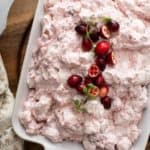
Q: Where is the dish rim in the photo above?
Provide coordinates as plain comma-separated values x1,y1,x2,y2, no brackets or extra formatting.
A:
12,0,150,149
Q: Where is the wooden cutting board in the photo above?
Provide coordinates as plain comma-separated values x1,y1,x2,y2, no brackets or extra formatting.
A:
0,0,43,149
0,0,38,94
0,0,149,149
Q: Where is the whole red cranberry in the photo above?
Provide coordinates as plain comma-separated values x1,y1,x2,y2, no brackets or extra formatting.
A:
106,51,117,65
95,57,106,71
76,83,86,94
75,22,87,35
95,41,110,56
82,37,93,52
106,20,120,32
95,74,105,87
101,96,113,109
84,76,93,85
89,30,99,42
99,85,109,98
67,75,82,88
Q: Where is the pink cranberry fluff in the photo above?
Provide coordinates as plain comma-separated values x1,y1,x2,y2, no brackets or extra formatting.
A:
19,0,150,150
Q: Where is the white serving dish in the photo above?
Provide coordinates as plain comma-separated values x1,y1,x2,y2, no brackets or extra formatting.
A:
12,0,150,149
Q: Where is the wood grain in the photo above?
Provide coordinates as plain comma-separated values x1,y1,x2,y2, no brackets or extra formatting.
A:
0,0,37,94
0,0,43,149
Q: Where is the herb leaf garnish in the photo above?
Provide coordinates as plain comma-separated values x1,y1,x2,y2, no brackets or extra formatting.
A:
73,99,87,112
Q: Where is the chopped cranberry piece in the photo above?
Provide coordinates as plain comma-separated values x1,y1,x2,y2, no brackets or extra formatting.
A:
106,51,117,65
88,86,99,97
100,25,111,39
88,64,100,78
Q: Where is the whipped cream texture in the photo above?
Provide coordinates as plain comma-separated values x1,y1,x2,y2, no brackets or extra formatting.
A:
19,0,150,150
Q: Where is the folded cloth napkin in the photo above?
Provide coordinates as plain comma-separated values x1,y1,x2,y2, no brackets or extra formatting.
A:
0,127,23,150
0,89,14,133
0,54,23,149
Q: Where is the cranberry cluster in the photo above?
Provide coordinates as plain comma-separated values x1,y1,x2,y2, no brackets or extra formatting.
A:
67,18,119,110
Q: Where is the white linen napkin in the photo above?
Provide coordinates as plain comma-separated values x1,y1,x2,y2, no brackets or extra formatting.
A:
0,55,23,149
